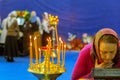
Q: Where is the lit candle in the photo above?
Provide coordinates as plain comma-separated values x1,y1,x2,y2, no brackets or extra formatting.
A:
29,35,33,64
34,36,39,64
55,21,59,44
57,46,60,66
58,37,62,66
47,38,51,72
61,40,64,55
47,38,50,57
61,41,64,67
62,44,66,67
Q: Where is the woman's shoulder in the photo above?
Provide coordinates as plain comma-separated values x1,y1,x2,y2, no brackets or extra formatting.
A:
79,43,92,57
81,43,92,52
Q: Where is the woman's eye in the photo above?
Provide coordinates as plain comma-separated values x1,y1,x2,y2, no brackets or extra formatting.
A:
103,52,107,54
110,51,114,53
100,51,107,54
101,51,114,54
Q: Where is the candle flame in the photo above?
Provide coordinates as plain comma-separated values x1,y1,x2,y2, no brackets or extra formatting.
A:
34,36,36,40
39,48,41,51
30,35,31,39
64,44,66,48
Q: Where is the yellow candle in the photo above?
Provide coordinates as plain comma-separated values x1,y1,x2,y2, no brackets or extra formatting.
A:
61,41,64,67
58,37,62,66
55,23,59,44
61,40,64,55
34,36,38,64
29,35,32,64
63,44,66,67
47,38,51,72
47,38,50,57
57,46,60,66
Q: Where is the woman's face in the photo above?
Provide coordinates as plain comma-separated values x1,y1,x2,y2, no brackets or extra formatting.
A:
99,42,117,63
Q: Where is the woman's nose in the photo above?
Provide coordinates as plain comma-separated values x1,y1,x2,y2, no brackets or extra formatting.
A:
106,54,111,59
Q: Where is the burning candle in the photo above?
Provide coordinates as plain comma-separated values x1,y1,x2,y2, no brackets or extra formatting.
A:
55,23,59,44
57,37,62,66
57,46,60,66
61,40,64,55
29,35,33,64
61,41,64,67
46,38,51,72
34,36,39,64
62,44,66,67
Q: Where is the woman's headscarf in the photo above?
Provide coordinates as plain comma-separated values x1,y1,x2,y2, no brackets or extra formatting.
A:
7,11,17,27
43,12,49,20
30,11,37,23
91,28,119,63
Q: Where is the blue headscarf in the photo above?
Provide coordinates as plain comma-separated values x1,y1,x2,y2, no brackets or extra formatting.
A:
30,16,37,23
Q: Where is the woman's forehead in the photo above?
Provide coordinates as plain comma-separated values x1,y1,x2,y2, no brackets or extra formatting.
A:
100,42,117,50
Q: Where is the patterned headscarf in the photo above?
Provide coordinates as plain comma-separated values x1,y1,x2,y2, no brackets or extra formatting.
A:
91,28,119,63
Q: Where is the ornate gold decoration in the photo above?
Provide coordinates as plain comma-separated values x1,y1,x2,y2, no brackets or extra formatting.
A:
28,14,66,80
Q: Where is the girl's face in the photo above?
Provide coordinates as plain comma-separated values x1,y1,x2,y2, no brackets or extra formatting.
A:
99,42,117,63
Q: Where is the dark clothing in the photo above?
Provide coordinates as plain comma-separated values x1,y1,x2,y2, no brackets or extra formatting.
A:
29,21,39,35
17,21,39,56
4,36,18,61
42,30,52,47
4,17,19,62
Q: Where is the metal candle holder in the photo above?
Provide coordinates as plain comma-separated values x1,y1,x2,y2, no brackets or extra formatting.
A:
28,14,66,80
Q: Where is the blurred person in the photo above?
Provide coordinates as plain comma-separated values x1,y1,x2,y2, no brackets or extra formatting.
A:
0,17,9,44
41,12,53,47
4,11,20,62
18,11,42,55
29,11,42,35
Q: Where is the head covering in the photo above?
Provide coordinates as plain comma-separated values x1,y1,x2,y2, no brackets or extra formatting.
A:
31,11,36,17
30,11,37,23
43,12,49,20
91,28,119,63
8,11,17,17
7,11,17,27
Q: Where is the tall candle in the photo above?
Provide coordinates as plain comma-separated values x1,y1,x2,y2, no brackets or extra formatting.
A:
34,36,39,64
57,37,62,66
29,35,33,64
49,38,54,63
61,41,64,67
55,23,59,44
57,46,60,66
63,44,66,67
47,38,50,57
61,40,64,57
47,38,51,72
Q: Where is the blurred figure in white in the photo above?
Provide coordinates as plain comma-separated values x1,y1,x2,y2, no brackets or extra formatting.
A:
41,12,53,47
41,12,56,58
0,17,8,44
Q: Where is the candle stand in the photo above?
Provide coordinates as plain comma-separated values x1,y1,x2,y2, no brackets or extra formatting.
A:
28,14,66,80
28,49,66,80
